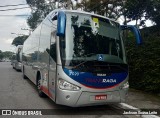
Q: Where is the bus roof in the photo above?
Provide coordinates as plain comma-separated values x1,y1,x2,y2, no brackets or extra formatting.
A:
17,45,23,48
47,9,119,24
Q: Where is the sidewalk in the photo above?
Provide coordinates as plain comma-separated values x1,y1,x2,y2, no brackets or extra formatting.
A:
126,88,160,109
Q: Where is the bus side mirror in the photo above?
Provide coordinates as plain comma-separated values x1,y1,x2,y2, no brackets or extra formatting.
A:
121,25,143,45
57,11,66,37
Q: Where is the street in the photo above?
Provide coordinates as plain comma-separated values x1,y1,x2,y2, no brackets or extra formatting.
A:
0,62,159,118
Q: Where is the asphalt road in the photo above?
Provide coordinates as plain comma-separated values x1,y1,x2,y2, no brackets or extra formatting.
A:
0,62,157,118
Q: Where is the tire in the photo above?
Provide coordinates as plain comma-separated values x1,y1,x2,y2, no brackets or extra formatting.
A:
13,63,15,69
22,67,28,79
37,75,46,97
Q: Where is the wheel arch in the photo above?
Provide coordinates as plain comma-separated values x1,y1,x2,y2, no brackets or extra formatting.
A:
36,71,41,85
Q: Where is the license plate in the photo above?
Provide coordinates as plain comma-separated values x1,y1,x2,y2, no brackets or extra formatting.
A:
95,95,107,100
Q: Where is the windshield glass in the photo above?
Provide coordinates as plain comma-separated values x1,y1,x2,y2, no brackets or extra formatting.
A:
60,12,125,68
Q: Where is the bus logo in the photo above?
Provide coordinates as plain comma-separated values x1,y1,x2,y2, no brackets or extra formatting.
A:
85,78,116,83
2,110,11,115
97,54,104,61
102,79,116,83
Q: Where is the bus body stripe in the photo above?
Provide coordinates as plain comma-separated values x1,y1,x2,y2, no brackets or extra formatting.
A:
63,68,128,89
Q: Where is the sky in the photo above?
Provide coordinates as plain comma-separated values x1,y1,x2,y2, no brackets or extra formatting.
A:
0,0,31,52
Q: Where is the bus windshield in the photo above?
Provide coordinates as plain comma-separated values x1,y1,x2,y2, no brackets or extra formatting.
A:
60,12,125,68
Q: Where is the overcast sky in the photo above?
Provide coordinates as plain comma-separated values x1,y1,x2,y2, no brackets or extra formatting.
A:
0,0,31,52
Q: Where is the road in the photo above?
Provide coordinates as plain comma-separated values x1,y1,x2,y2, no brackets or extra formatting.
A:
0,62,159,118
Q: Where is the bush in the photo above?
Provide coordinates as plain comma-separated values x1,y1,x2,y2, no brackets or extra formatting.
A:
126,26,160,94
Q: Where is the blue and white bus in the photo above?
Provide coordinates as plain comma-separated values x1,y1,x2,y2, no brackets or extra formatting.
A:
22,9,142,107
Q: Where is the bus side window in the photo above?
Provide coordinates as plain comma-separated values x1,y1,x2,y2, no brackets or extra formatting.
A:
49,15,57,63
50,31,57,62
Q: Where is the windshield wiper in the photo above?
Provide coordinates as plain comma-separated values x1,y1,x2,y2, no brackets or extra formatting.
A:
73,59,97,69
108,63,128,71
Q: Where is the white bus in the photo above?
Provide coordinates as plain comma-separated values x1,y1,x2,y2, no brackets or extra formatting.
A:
22,9,142,107
12,45,23,71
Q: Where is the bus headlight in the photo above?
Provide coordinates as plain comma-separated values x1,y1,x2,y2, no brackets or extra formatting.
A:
122,82,129,89
58,78,81,91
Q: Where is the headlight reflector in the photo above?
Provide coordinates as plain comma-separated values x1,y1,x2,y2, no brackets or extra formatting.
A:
58,78,81,91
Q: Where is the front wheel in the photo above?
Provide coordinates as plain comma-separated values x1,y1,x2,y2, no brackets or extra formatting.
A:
22,67,28,79
37,75,46,97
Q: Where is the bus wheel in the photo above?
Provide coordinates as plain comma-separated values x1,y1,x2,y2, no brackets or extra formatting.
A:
22,67,27,79
13,64,15,69
37,75,46,97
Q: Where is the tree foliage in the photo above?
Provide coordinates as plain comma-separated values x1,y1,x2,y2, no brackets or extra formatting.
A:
77,0,125,20
26,0,160,28
124,0,148,25
26,0,55,30
12,35,28,46
124,0,160,26
0,51,13,60
26,0,127,29
0,50,3,60
126,26,160,94
145,0,160,26
3,51,13,59
27,11,42,29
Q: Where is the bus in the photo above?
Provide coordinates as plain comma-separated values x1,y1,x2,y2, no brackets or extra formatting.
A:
12,45,23,71
22,9,142,107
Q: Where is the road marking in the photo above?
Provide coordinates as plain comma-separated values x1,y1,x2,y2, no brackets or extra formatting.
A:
141,115,160,118
120,103,139,110
120,103,160,118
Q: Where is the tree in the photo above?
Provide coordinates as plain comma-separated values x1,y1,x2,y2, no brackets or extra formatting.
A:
0,50,4,60
80,0,126,20
126,26,160,93
145,0,160,26
124,0,160,26
124,0,147,26
26,0,127,29
26,0,160,28
3,51,13,59
27,11,42,29
26,0,56,30
12,35,28,46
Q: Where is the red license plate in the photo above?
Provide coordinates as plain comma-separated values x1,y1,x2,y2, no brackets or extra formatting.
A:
95,95,107,100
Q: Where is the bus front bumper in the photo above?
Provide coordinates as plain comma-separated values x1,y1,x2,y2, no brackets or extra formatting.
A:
56,89,127,107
